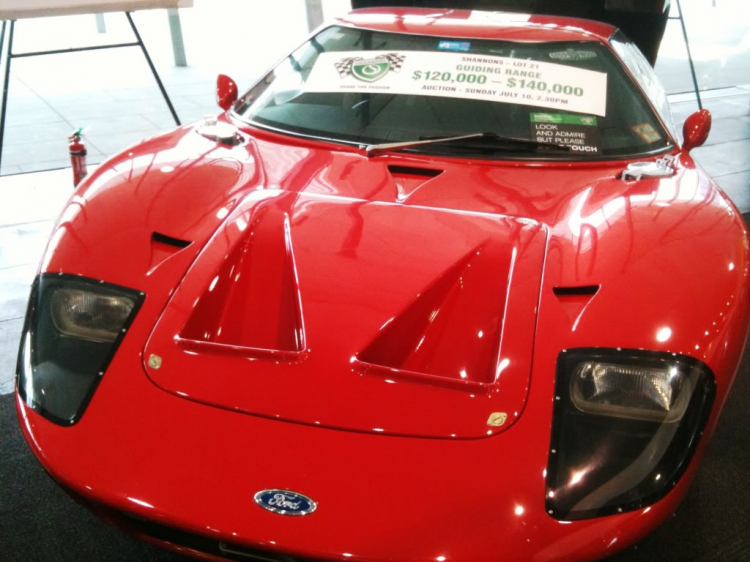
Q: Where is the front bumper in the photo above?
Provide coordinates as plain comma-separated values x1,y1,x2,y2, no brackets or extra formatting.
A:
15,325,696,562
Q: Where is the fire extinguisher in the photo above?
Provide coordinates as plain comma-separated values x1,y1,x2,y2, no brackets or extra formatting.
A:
68,128,88,187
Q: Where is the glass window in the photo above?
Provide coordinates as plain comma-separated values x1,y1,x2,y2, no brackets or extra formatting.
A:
235,26,673,160
609,29,680,143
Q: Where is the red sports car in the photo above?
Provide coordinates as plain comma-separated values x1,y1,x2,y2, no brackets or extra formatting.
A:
15,8,750,562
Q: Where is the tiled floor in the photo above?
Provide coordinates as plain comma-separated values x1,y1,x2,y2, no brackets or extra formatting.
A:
0,169,70,393
674,89,750,212
654,0,750,94
0,0,350,174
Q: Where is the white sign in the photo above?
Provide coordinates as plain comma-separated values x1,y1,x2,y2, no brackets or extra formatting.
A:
304,50,608,117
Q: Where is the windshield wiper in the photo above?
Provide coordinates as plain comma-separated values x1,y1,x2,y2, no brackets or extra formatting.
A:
361,132,571,157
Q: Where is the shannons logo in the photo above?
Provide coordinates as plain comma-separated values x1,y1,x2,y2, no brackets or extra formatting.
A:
334,53,406,83
549,49,597,61
534,113,557,123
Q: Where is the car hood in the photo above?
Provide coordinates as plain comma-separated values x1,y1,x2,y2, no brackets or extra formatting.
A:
130,123,548,439
41,118,743,440
143,184,546,438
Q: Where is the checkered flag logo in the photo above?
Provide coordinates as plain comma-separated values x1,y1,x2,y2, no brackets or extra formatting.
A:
383,53,405,72
334,57,357,78
334,53,406,78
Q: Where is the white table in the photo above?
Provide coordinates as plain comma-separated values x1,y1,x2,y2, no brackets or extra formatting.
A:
0,0,194,172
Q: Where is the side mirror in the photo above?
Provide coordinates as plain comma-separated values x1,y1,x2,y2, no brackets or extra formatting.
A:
682,109,711,152
216,74,238,111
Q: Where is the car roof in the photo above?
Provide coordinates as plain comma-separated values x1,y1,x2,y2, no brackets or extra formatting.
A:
335,8,616,44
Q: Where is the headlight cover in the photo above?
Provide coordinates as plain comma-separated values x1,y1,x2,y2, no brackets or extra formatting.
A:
16,274,144,426
546,348,715,520
570,361,693,422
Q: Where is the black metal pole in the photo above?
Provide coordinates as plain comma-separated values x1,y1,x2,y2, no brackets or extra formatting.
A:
12,42,140,58
125,12,181,126
0,22,6,67
0,21,15,174
676,0,702,109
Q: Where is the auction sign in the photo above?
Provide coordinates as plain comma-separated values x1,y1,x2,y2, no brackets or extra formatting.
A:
304,50,608,116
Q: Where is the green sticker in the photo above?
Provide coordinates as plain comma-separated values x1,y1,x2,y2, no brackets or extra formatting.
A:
351,58,391,83
530,113,597,126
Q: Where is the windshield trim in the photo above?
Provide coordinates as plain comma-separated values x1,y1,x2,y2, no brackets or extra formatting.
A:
229,114,675,163
229,24,675,161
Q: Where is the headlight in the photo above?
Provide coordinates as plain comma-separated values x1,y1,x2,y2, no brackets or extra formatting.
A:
570,361,692,422
16,274,144,426
50,288,136,342
546,348,715,520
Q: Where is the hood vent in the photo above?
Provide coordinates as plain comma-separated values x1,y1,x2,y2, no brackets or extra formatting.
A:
553,285,599,297
387,165,443,202
553,285,600,327
179,205,305,356
148,232,193,274
152,232,192,248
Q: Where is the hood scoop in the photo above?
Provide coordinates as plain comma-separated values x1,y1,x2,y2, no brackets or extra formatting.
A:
387,165,442,202
355,242,506,391
179,204,305,357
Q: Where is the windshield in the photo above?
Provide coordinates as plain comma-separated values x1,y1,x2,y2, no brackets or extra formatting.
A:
234,25,672,159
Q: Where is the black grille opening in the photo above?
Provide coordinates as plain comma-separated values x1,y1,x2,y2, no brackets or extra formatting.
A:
553,285,600,297
387,165,443,178
119,512,306,562
152,231,192,249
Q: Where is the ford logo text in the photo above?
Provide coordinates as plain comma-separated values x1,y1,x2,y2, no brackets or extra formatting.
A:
254,489,317,516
